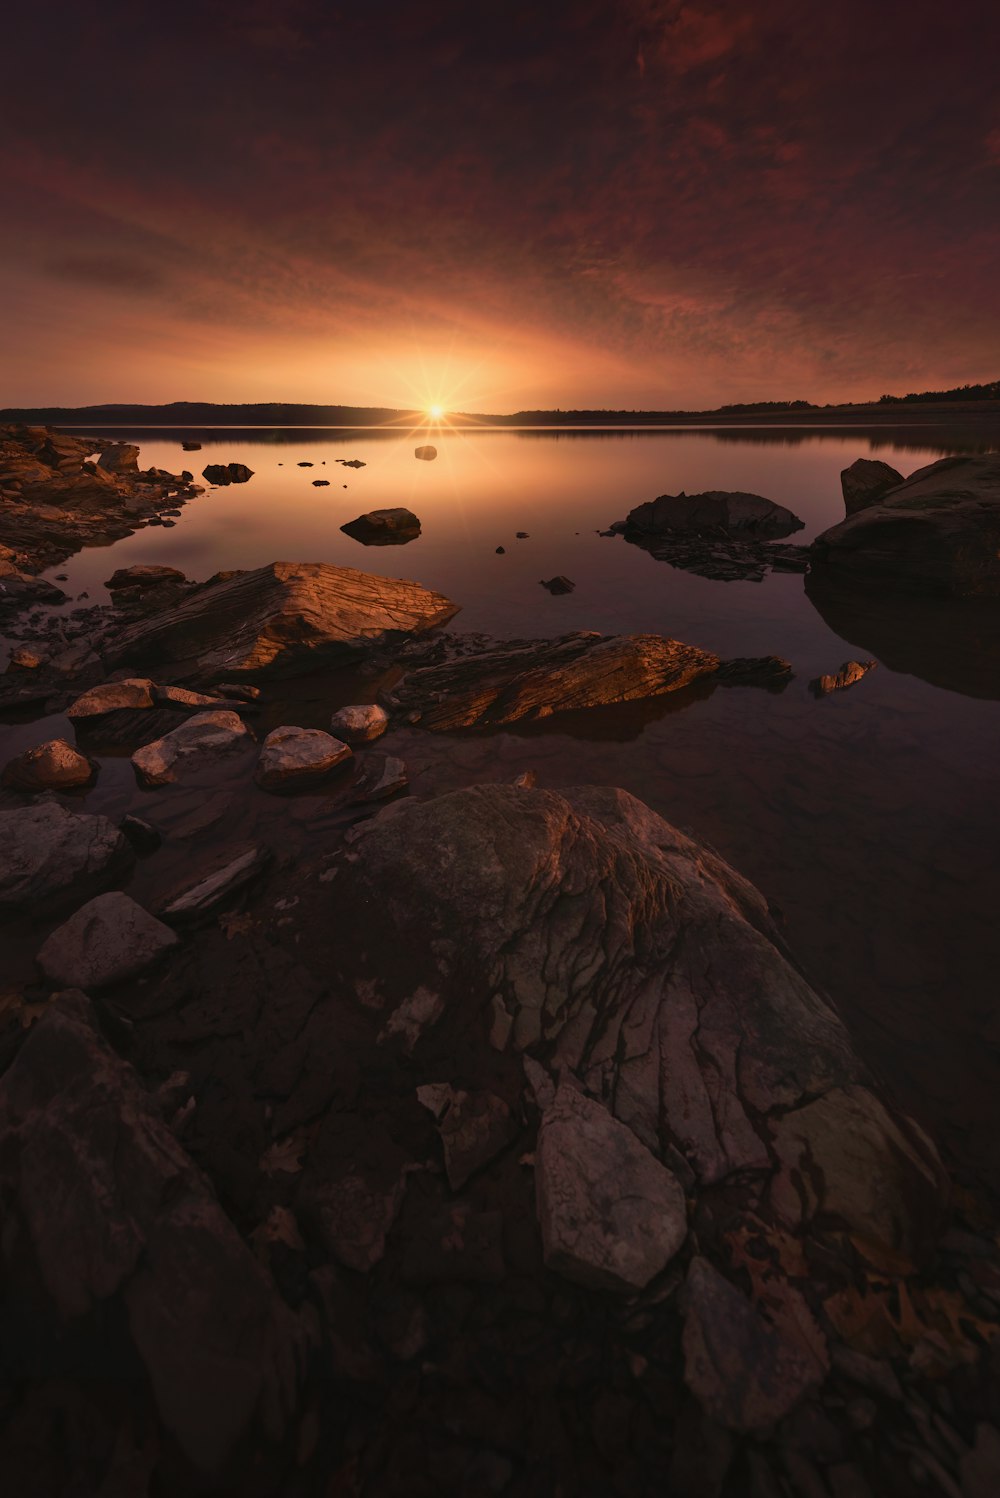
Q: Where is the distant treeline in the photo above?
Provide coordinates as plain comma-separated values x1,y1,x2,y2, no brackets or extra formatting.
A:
0,401,420,427
878,381,1000,405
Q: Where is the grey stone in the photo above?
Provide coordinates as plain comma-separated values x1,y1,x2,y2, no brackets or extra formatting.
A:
37,891,179,989
0,802,132,917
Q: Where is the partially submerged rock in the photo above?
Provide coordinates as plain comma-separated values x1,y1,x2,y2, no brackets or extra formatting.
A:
329,702,389,743
202,462,254,485
341,508,421,545
161,843,271,923
1,737,95,791
627,489,805,539
131,710,255,786
106,564,188,591
67,677,156,719
812,454,1000,596
255,725,352,790
810,659,877,696
414,445,437,461
0,802,132,918
385,631,719,730
541,575,575,594
841,458,904,515
104,560,458,678
36,891,179,989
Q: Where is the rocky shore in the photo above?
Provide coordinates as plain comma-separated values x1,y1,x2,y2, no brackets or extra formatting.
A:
1,431,1000,1496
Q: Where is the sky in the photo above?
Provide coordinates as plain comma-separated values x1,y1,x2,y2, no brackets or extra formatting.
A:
2,0,998,413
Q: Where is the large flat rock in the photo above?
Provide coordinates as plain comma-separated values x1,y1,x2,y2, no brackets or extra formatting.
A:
812,454,1000,596
387,631,720,729
104,560,459,678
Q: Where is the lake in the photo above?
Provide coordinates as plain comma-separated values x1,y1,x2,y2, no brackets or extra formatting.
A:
11,421,1000,1188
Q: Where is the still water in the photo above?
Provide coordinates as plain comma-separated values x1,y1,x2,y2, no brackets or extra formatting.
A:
15,423,1000,1188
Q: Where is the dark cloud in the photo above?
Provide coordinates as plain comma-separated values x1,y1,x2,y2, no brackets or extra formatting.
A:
1,0,998,406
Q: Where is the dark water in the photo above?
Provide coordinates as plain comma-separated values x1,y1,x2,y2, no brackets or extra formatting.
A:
8,422,1000,1186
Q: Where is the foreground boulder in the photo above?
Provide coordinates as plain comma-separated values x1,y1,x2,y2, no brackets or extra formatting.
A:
37,891,179,988
0,992,301,1470
626,489,804,539
841,458,904,515
812,454,1000,596
0,802,132,918
132,709,255,785
338,783,948,1267
104,560,458,678
385,631,720,729
1,737,95,790
341,508,421,545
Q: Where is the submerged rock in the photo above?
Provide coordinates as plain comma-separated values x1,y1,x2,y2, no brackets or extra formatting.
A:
104,560,458,678
255,725,352,790
626,489,805,539
329,702,389,743
812,454,1000,596
201,462,254,485
386,631,719,730
810,659,877,695
131,710,255,786
0,802,132,918
1,737,95,790
37,891,179,989
841,458,904,515
341,508,421,545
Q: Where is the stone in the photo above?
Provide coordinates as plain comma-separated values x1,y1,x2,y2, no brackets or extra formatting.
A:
97,443,140,475
416,1083,517,1190
255,725,353,790
131,710,255,786
216,682,262,702
535,1083,687,1292
105,561,458,678
349,753,408,802
182,440,202,451
36,891,179,989
682,1258,822,1432
626,489,804,539
0,992,301,1471
0,802,132,918
840,459,905,516
67,678,156,719
6,645,47,670
161,844,271,923
340,508,421,545
810,660,877,695
812,454,1000,596
121,814,161,852
106,564,188,590
328,702,389,743
312,479,330,486
414,445,437,460
388,632,719,730
2,737,95,790
153,683,233,708
541,575,575,593
201,462,254,485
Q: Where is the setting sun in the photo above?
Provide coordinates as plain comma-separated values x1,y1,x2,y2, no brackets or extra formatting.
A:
428,403,445,419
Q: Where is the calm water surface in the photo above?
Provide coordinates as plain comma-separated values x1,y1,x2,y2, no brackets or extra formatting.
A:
10,424,1000,1187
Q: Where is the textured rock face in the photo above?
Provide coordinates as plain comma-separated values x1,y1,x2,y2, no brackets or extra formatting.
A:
535,1083,687,1292
255,725,352,789
341,508,421,545
1,737,94,790
841,458,904,515
36,891,179,989
105,560,459,677
627,489,805,539
132,709,254,785
329,702,389,743
0,993,301,1470
0,802,132,917
813,455,1000,596
387,631,720,729
97,443,140,474
67,677,156,718
339,784,948,1264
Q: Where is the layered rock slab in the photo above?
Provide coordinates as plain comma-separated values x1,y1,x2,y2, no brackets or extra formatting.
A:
105,560,459,677
386,631,720,729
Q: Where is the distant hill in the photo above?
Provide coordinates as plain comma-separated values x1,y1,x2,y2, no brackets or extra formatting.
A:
878,380,1000,405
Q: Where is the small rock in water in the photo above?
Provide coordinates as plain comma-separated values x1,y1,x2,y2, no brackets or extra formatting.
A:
255,725,352,791
2,738,96,791
340,508,421,545
349,753,408,803
36,891,179,989
182,440,202,451
201,462,254,485
414,445,437,461
329,702,389,744
131,710,255,786
810,660,877,696
495,545,505,554
516,531,529,539
297,461,314,467
540,576,575,594
312,479,330,486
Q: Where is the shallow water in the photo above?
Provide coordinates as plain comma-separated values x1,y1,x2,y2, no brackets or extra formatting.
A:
9,421,1000,1186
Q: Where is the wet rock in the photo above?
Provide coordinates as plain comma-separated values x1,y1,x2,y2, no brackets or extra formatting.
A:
414,445,437,461
337,458,366,468
0,991,302,1470
627,488,804,539
0,802,133,918
201,462,254,485
535,1083,687,1292
682,1258,822,1432
105,560,458,678
810,659,877,695
841,458,905,515
153,683,234,709
812,454,1000,596
160,843,271,923
131,710,255,786
2,737,96,791
387,631,719,730
37,891,179,989
106,564,188,591
329,702,389,743
97,443,140,475
350,753,408,802
255,725,353,790
341,507,421,545
541,575,574,594
416,1083,517,1190
67,678,156,719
